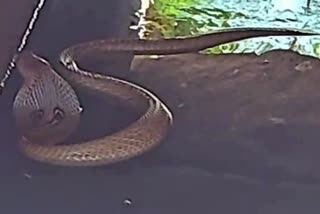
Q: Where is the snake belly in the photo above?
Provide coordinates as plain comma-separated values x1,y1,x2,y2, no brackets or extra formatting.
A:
11,27,319,166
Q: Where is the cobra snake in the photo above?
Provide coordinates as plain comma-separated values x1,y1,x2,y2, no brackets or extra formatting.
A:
4,27,318,167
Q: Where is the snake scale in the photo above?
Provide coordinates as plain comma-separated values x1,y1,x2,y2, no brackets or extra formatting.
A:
4,27,318,167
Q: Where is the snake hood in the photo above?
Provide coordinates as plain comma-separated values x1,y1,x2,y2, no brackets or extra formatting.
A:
13,51,83,145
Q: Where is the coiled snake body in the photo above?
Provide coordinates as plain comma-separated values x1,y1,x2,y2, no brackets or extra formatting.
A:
7,28,318,167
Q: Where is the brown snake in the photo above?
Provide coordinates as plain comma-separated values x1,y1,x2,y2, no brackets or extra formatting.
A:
5,27,319,167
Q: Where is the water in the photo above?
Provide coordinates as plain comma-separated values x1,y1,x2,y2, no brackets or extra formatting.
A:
140,0,320,58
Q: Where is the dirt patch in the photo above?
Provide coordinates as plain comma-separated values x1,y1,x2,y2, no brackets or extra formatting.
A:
130,50,320,182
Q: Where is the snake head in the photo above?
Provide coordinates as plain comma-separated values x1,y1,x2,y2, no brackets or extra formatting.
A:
13,51,83,145
14,51,51,81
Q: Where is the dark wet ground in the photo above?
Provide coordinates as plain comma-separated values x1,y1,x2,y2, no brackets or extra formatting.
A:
0,0,39,74
2,1,320,213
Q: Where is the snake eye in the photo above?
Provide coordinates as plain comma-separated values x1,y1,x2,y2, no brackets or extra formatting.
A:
53,107,65,121
30,109,44,123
